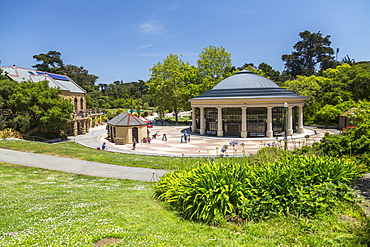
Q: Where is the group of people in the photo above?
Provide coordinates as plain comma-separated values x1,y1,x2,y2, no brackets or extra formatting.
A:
180,131,190,143
100,129,191,152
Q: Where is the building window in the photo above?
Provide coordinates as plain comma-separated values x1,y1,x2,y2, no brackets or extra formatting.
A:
273,107,284,135
74,98,78,112
246,107,267,136
223,108,241,123
80,98,84,110
205,108,218,131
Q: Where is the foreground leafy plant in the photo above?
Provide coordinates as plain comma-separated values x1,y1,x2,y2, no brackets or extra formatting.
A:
155,155,366,224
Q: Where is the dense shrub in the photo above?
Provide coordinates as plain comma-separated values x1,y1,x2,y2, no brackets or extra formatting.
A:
0,128,22,139
313,101,370,165
155,155,365,224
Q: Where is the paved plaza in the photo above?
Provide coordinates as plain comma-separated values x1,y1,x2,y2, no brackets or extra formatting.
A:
75,123,339,158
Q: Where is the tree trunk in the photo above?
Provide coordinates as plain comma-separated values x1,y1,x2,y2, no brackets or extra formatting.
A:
174,110,179,123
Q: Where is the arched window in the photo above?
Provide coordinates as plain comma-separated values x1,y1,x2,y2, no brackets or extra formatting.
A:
80,97,84,110
74,98,78,112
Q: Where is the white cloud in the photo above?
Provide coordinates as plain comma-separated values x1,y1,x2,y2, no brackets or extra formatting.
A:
138,19,166,36
138,44,153,49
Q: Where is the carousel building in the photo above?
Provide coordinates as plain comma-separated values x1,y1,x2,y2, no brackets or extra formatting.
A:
188,70,308,138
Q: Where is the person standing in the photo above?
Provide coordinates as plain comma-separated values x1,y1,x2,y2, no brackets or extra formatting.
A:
147,137,151,144
183,131,188,143
132,138,137,150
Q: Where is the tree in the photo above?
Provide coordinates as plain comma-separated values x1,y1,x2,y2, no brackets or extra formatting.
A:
257,63,280,81
63,65,99,92
148,54,195,122
32,51,100,93
0,79,73,135
105,80,130,100
316,100,356,126
323,63,370,101
32,51,64,73
282,75,332,124
85,90,110,109
282,75,323,104
197,45,232,90
341,55,355,65
282,30,335,77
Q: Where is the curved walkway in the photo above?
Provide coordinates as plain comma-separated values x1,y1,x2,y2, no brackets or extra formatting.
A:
0,148,166,182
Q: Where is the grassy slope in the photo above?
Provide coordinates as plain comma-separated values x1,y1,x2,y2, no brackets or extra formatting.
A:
0,140,369,246
0,163,369,246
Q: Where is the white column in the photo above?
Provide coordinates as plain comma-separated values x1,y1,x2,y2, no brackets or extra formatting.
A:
298,105,304,133
199,107,205,135
287,106,293,136
217,107,223,137
241,107,247,138
266,106,273,138
191,107,197,132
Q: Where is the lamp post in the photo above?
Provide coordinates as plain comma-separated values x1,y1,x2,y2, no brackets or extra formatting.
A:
284,102,288,151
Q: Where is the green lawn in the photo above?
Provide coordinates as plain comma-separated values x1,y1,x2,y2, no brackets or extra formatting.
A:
0,140,369,246
0,163,369,246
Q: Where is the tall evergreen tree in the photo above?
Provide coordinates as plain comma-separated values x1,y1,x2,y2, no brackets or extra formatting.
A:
32,51,64,74
282,30,335,77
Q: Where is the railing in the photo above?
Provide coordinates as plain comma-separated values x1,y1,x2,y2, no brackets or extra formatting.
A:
22,135,62,143
72,109,102,119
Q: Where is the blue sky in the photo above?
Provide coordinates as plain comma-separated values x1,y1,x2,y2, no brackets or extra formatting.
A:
1,0,369,84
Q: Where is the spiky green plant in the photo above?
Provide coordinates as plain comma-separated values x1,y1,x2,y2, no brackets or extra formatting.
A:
155,155,366,224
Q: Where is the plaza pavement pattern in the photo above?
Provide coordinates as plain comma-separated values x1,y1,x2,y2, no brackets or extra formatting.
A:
82,124,339,158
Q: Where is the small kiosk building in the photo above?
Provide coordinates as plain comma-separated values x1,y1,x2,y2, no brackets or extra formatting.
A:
107,113,148,144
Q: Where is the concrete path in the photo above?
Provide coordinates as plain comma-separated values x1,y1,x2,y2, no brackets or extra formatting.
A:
0,148,166,182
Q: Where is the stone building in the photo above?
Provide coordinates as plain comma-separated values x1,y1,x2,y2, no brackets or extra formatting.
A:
1,66,101,136
189,70,307,138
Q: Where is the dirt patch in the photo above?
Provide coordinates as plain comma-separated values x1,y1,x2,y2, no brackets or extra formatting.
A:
94,238,122,247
